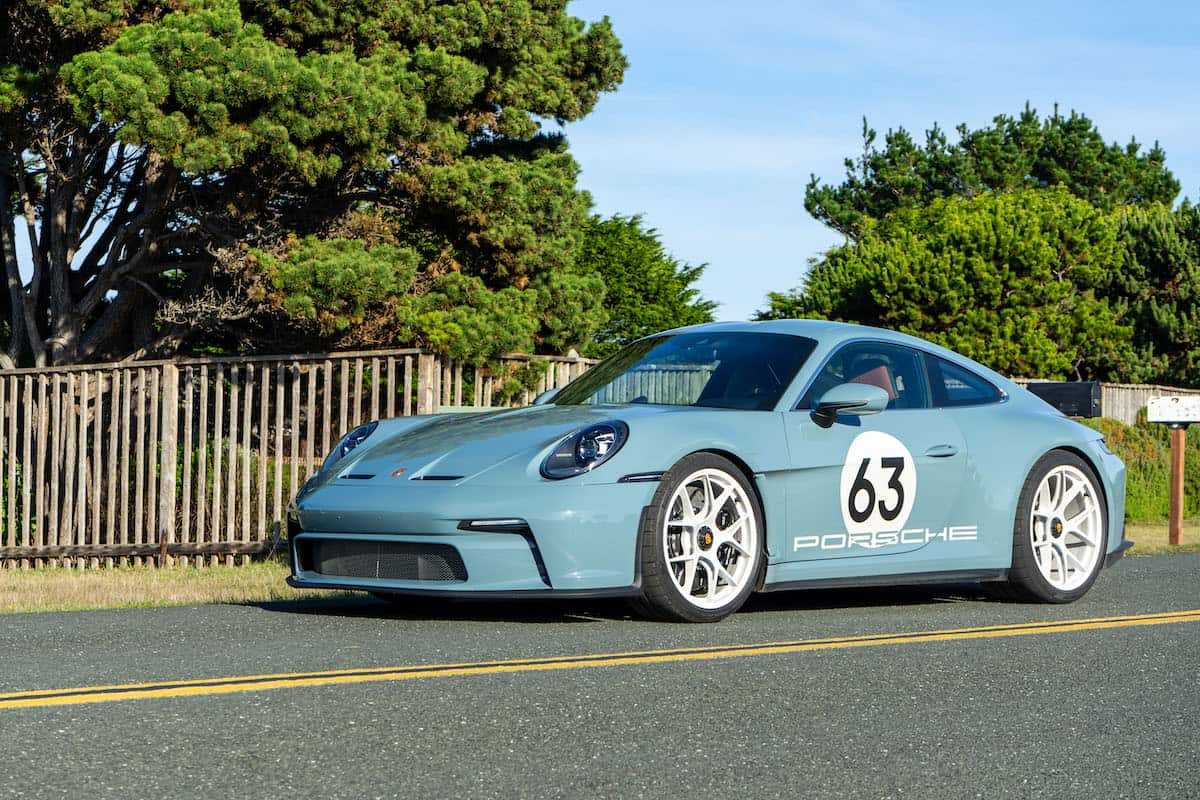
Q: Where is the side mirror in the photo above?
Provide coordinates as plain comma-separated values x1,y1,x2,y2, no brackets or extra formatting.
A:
812,383,889,428
532,387,561,405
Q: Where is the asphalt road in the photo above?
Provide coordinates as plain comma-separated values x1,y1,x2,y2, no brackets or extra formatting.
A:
2,554,1198,800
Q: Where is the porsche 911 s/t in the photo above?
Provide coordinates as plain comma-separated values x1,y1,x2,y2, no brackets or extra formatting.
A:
287,320,1130,621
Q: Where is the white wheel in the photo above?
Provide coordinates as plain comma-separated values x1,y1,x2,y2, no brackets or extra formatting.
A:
634,454,764,621
997,450,1108,603
1028,464,1104,592
661,467,761,610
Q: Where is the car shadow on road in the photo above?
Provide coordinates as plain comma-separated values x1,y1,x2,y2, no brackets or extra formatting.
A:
738,582,994,615
249,594,637,624
249,582,995,624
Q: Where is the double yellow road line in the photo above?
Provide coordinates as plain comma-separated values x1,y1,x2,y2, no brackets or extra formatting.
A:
4,608,1198,710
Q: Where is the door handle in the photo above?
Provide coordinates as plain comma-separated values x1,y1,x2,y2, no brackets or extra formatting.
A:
924,444,959,458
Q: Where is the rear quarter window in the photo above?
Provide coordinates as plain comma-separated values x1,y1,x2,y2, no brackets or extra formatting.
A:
928,355,1002,407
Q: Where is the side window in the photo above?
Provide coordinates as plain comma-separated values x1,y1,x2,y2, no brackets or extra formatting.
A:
800,342,930,410
928,356,1002,407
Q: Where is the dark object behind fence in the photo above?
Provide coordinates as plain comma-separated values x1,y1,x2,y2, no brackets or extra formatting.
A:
1025,381,1102,418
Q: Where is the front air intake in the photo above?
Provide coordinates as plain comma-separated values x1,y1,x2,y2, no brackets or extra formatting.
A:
301,539,467,582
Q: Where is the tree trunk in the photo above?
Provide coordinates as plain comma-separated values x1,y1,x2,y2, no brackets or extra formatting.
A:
0,170,48,367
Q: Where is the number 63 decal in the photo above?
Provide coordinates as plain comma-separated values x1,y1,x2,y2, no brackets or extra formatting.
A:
839,431,917,533
848,456,905,523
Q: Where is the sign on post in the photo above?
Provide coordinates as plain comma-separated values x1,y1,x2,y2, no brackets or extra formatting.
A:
1148,396,1200,425
1147,396,1198,546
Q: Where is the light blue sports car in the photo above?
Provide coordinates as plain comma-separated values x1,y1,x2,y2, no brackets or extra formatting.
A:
287,320,1131,621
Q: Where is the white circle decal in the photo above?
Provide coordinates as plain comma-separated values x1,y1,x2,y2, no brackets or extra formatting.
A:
839,431,917,533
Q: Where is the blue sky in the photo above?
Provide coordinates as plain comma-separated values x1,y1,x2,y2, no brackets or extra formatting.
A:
563,0,1200,321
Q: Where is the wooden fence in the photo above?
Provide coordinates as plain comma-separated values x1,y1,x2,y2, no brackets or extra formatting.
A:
1097,383,1200,426
0,348,594,568
1010,380,1200,425
0,346,1191,569
593,365,717,406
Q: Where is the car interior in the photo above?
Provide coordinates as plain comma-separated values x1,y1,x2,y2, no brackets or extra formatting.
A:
802,343,930,410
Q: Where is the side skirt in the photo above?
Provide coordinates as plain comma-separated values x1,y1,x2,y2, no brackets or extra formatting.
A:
760,568,1009,593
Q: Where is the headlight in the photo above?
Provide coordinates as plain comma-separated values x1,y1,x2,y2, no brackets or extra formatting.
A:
540,421,629,480
321,421,379,473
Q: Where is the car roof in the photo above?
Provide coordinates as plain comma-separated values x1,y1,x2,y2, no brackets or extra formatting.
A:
653,318,1024,399
657,318,920,347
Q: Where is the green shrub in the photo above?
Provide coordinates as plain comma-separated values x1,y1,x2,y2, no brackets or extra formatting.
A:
1080,416,1200,521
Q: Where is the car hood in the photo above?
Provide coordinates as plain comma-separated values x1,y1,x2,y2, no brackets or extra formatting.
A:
321,404,679,486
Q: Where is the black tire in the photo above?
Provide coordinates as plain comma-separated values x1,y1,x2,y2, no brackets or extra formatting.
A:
992,449,1108,603
631,453,765,622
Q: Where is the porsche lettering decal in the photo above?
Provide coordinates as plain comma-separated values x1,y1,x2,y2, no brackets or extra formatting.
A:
792,525,978,552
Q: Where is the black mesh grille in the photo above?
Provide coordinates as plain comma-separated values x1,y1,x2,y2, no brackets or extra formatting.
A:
303,540,467,582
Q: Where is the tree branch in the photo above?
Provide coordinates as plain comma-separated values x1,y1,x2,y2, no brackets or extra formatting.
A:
77,286,138,361
13,158,48,280
67,129,119,257
77,154,179,320
74,151,145,283
117,323,190,363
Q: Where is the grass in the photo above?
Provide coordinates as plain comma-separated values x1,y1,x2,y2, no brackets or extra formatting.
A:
1126,521,1200,554
1081,416,1200,522
0,559,355,614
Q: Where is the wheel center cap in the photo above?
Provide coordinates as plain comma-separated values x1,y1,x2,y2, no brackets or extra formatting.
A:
1051,518,1064,538
698,526,715,550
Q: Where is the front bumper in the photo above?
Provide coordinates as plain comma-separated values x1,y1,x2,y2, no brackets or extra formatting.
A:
285,575,641,600
288,479,658,594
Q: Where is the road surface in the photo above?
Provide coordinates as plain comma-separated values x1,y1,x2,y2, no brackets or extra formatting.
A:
2,554,1198,799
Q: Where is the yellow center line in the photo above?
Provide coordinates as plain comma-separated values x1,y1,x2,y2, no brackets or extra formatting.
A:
3,608,1198,710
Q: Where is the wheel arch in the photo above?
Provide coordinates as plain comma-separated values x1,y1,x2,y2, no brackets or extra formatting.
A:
1025,445,1110,532
1057,445,1108,502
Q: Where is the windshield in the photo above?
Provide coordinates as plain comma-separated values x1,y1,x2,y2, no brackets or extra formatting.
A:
553,332,817,410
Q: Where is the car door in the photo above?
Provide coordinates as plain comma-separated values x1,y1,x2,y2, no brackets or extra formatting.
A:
780,341,971,563
917,351,1012,567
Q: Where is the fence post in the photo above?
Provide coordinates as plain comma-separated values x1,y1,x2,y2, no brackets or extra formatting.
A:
417,353,436,414
158,364,179,566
